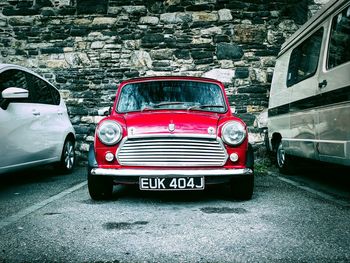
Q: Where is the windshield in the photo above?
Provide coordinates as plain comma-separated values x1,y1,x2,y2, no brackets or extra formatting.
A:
117,80,226,113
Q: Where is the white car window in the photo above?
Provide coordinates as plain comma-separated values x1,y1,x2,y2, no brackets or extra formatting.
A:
27,74,60,105
0,69,30,104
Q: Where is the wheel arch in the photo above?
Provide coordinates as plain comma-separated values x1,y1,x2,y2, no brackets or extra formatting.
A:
246,143,254,169
65,132,76,144
271,133,282,152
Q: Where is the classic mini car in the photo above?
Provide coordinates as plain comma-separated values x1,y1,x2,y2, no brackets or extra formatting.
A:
0,64,76,174
88,77,254,200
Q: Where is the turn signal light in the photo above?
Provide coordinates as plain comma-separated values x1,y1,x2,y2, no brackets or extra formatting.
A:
105,152,114,162
230,153,239,162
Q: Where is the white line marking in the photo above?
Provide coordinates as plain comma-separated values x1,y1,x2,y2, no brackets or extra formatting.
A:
0,181,87,230
276,176,349,207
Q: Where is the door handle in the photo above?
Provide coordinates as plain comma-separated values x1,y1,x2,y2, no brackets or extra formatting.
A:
57,111,63,116
32,111,40,116
318,79,327,88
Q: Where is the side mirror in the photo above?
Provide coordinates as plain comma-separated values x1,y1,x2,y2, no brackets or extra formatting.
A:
230,104,237,115
1,87,29,110
104,106,112,116
2,87,29,99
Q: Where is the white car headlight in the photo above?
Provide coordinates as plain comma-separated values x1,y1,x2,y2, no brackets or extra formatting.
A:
97,120,122,145
221,121,246,146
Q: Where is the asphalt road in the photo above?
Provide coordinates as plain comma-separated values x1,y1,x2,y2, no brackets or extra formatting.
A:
0,163,349,263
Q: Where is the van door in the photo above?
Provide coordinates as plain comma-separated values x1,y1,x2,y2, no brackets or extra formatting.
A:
317,4,350,166
268,53,293,147
286,28,324,160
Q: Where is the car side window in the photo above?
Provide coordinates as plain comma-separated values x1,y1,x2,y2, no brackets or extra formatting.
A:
287,28,324,87
328,5,350,69
0,69,30,104
51,86,60,105
26,73,59,105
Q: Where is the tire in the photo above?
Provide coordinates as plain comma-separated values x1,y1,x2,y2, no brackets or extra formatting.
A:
57,139,75,174
263,130,271,152
276,141,294,174
231,173,254,200
88,169,113,200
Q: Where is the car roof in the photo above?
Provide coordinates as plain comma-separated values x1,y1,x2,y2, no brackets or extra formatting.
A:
0,63,28,70
0,63,58,89
119,76,225,87
0,63,38,76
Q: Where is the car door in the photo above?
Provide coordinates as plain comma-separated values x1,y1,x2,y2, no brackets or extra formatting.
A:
0,69,46,172
316,3,350,164
25,73,64,160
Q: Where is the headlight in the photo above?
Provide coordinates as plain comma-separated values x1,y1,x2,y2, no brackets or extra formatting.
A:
221,121,246,146
97,120,122,145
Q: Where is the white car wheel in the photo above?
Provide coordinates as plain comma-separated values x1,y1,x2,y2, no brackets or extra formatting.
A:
58,139,75,173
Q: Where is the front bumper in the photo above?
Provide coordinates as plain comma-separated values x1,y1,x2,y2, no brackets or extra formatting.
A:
91,168,253,177
90,167,253,185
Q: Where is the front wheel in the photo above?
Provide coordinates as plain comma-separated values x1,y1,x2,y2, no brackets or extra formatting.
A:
57,139,75,174
276,141,294,174
230,174,254,200
88,169,113,200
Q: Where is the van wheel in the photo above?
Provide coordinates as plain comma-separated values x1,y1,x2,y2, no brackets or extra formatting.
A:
263,130,271,152
230,174,254,200
88,169,113,200
276,141,294,174
57,139,75,174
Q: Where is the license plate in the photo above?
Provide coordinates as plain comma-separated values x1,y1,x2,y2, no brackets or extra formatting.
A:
139,177,205,191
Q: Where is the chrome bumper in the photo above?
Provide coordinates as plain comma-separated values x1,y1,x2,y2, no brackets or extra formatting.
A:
91,168,253,177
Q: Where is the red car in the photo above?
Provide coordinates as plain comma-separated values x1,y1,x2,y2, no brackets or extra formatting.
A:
88,77,254,200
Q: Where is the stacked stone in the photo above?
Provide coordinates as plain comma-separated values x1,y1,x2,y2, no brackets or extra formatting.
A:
0,0,326,162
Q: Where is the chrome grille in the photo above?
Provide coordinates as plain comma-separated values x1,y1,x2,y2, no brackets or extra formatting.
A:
117,136,228,167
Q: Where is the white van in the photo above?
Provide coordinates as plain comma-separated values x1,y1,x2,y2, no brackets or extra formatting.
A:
267,0,350,173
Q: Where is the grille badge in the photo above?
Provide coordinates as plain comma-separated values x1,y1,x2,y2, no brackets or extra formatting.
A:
208,127,215,135
168,123,175,132
129,127,136,135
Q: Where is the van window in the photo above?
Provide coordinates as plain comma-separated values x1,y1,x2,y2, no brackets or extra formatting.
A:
287,28,324,87
328,5,350,69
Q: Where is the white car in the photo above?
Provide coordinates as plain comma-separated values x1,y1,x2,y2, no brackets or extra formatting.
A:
0,64,76,174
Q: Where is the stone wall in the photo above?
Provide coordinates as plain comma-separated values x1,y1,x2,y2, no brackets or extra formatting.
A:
0,0,326,162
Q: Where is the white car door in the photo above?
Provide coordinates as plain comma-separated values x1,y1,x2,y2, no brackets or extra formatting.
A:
0,69,47,173
26,73,64,159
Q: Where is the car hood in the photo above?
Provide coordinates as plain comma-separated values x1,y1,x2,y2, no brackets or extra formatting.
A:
123,111,220,136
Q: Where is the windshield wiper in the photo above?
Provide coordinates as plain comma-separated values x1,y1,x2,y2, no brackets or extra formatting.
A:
153,102,186,108
140,106,155,112
187,105,225,111
140,102,186,112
